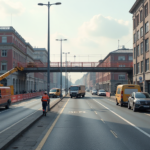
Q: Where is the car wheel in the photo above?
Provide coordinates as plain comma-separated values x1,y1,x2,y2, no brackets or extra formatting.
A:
53,96,55,98
5,102,9,109
116,100,118,105
133,104,137,112
71,96,72,98
128,102,131,109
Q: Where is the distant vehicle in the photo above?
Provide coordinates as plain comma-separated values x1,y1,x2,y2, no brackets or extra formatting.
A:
69,85,85,98
0,87,11,109
128,92,150,112
116,84,141,107
49,88,61,98
86,89,90,92
92,90,97,95
98,89,106,96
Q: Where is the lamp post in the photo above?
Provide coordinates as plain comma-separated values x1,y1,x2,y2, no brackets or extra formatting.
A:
63,52,70,95
38,2,61,110
56,39,67,98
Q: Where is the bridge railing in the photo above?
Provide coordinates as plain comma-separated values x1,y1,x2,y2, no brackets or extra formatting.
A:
17,62,133,68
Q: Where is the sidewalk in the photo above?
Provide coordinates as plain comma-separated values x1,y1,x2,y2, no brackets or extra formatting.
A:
0,95,66,150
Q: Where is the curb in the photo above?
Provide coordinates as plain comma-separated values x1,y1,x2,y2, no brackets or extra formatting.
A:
0,95,66,150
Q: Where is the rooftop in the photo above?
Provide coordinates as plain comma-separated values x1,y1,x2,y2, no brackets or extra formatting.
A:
129,0,141,14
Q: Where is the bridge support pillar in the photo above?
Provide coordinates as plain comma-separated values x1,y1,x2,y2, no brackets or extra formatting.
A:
127,72,133,84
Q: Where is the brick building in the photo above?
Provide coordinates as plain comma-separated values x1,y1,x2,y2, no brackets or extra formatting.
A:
0,26,55,94
130,0,150,93
96,47,133,94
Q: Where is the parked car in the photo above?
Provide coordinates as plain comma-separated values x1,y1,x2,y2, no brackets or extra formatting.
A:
97,89,106,96
128,92,150,112
92,90,97,95
116,84,141,107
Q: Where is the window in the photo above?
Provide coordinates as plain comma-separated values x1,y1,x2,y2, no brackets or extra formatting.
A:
145,38,149,52
118,56,125,61
134,48,136,59
140,10,143,22
1,62,7,71
119,65,125,67
146,59,149,71
134,64,136,75
118,75,125,80
134,33,136,43
140,27,143,37
136,14,139,26
133,19,136,29
145,3,148,18
140,42,143,54
1,50,7,57
145,22,149,33
137,63,140,73
137,30,140,40
137,45,139,56
2,36,7,43
129,56,133,60
117,88,121,94
141,61,143,73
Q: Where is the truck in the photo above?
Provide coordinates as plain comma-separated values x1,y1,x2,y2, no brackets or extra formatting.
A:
69,85,85,98
0,66,24,109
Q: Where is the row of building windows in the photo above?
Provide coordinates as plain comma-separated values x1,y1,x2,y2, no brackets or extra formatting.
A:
118,56,133,61
13,51,26,63
134,38,149,58
134,59,149,74
134,22,149,43
133,3,148,29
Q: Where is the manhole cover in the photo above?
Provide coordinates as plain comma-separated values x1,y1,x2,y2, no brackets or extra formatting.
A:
12,147,18,149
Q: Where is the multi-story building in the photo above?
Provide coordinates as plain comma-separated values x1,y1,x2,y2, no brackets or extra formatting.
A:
130,0,150,93
96,46,133,94
0,26,55,94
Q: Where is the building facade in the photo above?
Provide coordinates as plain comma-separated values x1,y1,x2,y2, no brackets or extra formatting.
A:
96,47,133,94
130,0,150,93
0,26,56,94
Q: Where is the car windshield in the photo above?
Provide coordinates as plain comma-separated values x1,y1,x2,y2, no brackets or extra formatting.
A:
50,89,57,92
135,93,150,98
99,90,105,92
70,86,79,91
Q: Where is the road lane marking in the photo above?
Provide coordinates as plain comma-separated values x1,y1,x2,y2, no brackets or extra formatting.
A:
145,113,150,116
110,130,118,138
68,111,86,114
92,98,150,138
0,107,42,134
94,111,97,115
36,98,70,150
101,119,105,123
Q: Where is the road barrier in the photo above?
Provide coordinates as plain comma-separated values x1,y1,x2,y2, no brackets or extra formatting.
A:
11,92,44,103
106,92,111,98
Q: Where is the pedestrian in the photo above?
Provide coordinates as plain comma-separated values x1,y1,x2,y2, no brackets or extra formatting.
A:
41,91,49,116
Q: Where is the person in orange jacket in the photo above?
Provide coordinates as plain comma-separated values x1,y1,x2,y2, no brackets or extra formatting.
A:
41,91,49,116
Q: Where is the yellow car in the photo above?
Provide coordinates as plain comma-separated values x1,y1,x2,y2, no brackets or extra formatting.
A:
49,88,61,98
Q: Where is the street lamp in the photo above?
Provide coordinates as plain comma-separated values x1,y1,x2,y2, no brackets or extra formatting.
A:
38,1,61,110
63,52,70,95
56,39,67,98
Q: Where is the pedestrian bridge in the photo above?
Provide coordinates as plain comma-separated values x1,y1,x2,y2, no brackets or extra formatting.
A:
18,62,133,73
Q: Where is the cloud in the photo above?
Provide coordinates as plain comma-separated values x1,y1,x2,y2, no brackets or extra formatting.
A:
0,0,25,17
79,14,130,39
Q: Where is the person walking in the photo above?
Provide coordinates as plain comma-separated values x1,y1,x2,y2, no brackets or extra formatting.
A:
41,91,49,116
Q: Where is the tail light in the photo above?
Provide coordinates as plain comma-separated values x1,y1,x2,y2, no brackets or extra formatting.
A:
121,91,123,99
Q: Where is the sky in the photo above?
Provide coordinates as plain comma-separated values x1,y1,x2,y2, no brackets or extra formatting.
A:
0,0,136,83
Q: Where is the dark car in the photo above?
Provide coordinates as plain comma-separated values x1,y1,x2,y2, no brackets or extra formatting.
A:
128,92,150,112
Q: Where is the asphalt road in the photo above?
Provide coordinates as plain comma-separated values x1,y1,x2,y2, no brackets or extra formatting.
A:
40,93,150,150
0,96,60,134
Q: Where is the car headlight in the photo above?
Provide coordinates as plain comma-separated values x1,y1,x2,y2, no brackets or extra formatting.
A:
136,101,141,104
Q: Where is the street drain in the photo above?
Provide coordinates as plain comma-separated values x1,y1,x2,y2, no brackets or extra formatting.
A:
12,147,18,149
38,125,43,127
